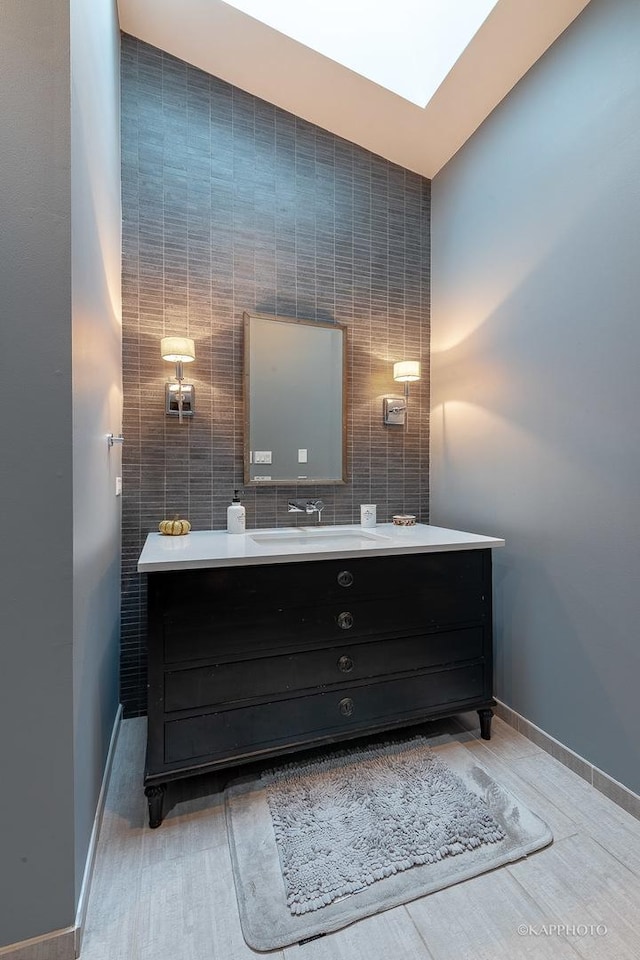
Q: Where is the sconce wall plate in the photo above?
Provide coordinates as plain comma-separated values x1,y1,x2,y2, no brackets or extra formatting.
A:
165,382,195,417
383,397,407,426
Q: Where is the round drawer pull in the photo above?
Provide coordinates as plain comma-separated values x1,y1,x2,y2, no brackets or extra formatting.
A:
339,697,354,717
337,570,354,588
337,611,354,630
337,655,354,673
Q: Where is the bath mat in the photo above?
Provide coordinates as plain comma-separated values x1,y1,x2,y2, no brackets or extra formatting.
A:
225,735,552,951
263,739,506,916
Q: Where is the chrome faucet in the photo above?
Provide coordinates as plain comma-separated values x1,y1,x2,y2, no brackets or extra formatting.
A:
287,499,325,522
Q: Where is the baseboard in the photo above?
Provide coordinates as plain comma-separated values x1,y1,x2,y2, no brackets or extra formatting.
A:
493,699,640,821
74,703,123,957
0,929,75,960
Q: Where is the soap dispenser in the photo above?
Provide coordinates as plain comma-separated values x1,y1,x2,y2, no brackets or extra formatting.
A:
227,489,246,534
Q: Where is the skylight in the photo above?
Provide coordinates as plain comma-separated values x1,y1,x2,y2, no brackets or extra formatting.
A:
223,0,500,108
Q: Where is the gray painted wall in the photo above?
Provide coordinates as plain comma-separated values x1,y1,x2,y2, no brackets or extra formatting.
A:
71,0,121,905
431,0,640,791
0,0,76,946
0,0,121,949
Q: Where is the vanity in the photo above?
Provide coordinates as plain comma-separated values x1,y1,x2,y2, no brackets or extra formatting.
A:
138,523,504,827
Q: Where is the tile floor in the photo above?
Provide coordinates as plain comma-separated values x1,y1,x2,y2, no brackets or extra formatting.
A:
78,715,640,959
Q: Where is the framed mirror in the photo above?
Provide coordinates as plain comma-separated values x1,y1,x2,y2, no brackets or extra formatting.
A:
243,311,347,485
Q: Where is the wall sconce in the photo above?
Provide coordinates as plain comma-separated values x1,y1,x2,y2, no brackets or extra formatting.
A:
383,360,421,426
161,336,195,422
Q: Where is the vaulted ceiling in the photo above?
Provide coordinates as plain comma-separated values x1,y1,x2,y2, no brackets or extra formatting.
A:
117,0,591,177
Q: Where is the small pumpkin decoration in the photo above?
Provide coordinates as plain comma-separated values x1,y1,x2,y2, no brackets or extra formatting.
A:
158,516,191,536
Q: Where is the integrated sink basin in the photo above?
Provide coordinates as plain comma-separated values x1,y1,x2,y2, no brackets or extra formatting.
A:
250,526,392,547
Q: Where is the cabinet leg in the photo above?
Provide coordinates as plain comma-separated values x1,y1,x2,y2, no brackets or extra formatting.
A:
478,708,493,740
145,783,167,828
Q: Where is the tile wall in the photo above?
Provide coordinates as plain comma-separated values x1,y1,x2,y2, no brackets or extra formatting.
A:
121,36,431,715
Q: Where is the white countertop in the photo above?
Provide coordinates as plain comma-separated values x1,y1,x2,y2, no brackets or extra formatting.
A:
138,523,504,572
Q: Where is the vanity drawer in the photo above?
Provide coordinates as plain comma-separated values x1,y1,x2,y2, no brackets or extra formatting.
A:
162,588,488,664
163,663,486,765
152,549,489,614
163,627,485,711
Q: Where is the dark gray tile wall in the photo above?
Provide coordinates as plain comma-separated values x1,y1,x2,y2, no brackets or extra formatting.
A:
121,35,431,716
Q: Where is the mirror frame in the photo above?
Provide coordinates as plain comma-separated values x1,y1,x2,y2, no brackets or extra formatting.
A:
243,311,348,486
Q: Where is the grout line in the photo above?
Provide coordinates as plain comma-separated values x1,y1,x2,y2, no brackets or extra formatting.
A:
399,903,437,960
505,858,586,960
587,831,640,883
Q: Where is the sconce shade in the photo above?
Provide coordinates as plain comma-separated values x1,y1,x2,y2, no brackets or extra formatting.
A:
161,336,195,363
393,360,421,382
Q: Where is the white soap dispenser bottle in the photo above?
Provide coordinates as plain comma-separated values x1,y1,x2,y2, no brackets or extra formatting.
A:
227,489,246,534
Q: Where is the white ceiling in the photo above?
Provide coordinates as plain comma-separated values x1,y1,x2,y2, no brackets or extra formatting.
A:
117,0,591,178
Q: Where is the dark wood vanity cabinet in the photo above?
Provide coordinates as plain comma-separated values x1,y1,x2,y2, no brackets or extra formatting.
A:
144,549,496,826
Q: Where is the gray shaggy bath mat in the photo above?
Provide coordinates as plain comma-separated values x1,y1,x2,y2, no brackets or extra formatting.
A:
262,739,505,915
225,734,552,951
